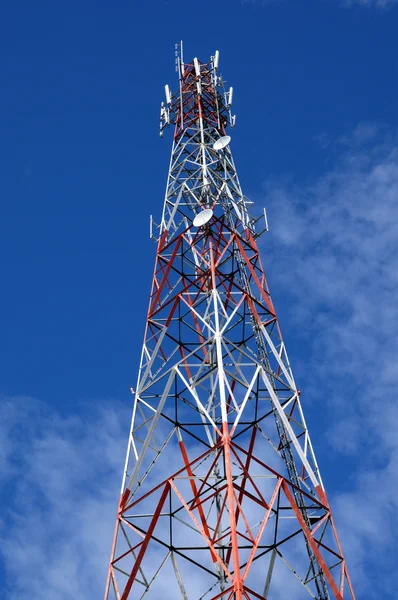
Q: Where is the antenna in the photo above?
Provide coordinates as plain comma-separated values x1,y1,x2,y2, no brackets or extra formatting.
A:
180,40,184,72
228,86,233,107
193,209,213,228
214,50,220,70
194,57,200,77
264,208,269,231
175,44,178,73
165,84,171,105
175,40,185,75
213,135,231,151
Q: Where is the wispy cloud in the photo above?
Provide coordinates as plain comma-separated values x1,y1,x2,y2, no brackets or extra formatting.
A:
1,396,305,599
339,122,381,147
342,0,398,8
0,395,129,599
2,126,397,599
241,0,398,8
262,124,398,597
241,0,282,5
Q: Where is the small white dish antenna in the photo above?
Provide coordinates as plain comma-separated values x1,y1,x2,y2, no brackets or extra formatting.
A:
193,209,213,228
213,136,231,151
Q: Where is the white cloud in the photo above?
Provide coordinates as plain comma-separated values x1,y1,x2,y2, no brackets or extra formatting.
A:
241,0,282,5
2,126,397,599
0,395,129,599
0,395,312,599
339,122,381,147
342,0,398,7
262,125,398,597
241,0,398,8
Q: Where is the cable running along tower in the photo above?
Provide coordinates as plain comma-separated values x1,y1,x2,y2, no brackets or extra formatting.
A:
105,45,356,600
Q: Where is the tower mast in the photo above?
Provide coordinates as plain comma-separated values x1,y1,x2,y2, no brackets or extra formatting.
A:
104,45,356,600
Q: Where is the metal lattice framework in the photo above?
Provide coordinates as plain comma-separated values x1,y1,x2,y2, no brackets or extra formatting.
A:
104,45,356,600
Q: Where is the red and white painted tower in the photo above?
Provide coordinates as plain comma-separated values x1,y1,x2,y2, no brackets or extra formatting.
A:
104,44,356,600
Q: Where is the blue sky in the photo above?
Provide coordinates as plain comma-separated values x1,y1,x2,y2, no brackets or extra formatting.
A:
1,0,397,598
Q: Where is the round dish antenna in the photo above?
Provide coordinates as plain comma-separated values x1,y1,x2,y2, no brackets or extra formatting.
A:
213,136,231,151
193,209,213,228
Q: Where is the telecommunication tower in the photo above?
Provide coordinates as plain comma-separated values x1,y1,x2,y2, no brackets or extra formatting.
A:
104,44,356,600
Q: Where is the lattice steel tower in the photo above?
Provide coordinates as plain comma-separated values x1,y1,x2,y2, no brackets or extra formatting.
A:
104,44,356,600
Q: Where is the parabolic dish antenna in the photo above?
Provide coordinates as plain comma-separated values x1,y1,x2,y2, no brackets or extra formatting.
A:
193,209,213,228
213,135,231,151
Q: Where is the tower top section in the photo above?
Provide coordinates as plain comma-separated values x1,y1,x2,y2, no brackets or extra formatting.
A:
160,41,236,139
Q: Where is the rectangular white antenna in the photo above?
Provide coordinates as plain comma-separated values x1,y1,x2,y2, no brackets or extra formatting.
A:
264,208,269,231
180,40,184,67
194,57,200,77
214,50,219,70
165,84,171,104
228,87,233,106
